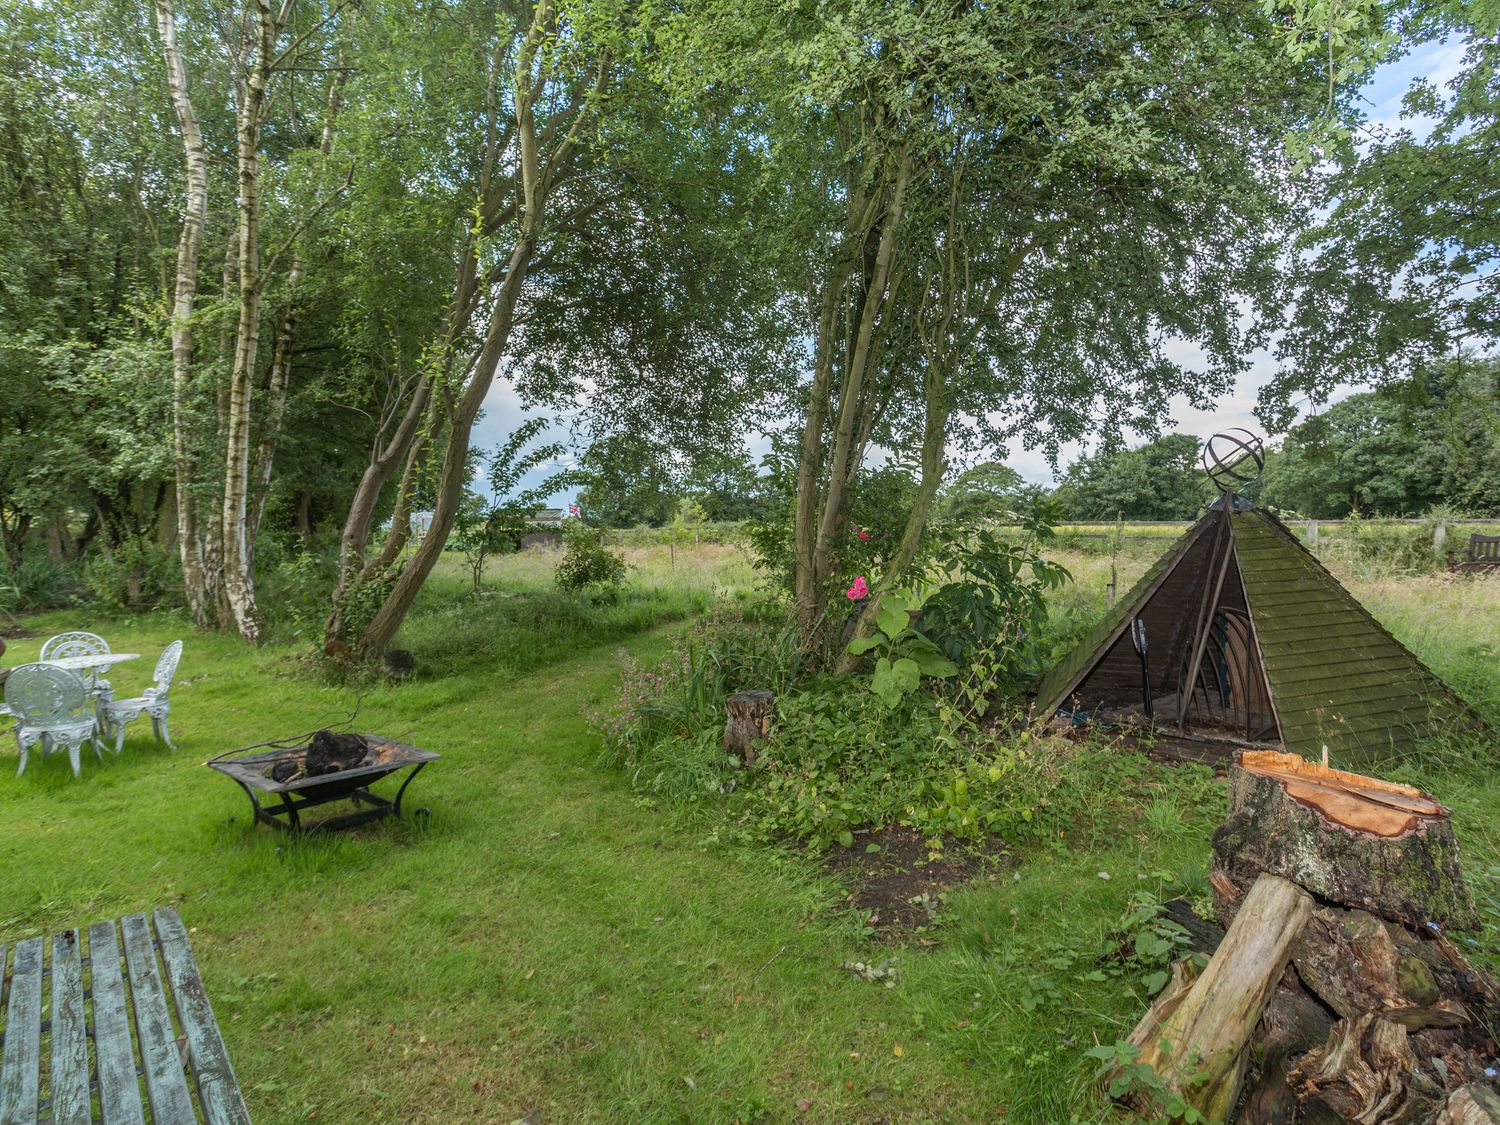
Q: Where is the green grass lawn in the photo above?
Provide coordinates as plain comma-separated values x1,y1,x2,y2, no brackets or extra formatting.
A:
1,550,1496,1123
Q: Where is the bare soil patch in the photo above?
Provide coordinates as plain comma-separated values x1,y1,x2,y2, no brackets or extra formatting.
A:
823,824,1015,939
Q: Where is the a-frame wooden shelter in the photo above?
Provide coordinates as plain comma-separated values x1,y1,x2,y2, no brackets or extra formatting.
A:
1034,504,1482,761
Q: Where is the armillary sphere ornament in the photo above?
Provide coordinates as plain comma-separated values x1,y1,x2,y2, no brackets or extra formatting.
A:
1202,428,1265,494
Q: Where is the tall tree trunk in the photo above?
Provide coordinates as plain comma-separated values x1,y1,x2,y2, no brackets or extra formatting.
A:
219,0,282,643
204,220,238,624
355,239,535,657
791,152,910,637
351,0,580,656
325,181,480,646
154,0,214,627
810,156,910,585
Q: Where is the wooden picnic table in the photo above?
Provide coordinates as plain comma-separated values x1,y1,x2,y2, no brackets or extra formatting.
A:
0,907,249,1124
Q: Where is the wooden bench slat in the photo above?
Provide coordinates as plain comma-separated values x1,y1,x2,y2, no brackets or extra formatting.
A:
89,921,146,1125
0,938,44,1125
120,914,196,1124
48,931,90,1125
153,909,251,1125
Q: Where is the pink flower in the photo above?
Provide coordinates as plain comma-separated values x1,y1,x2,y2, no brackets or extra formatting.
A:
856,528,870,541
846,576,869,600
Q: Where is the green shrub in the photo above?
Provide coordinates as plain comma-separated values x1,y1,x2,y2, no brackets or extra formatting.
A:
594,613,1224,853
256,535,343,642
589,602,804,798
0,553,81,612
555,526,627,600
78,535,177,609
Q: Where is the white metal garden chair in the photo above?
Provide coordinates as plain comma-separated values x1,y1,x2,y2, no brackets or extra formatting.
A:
5,663,103,778
40,631,115,702
97,640,181,753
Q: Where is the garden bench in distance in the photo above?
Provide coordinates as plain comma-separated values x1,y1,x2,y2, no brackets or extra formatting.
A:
0,907,249,1124
1450,532,1500,572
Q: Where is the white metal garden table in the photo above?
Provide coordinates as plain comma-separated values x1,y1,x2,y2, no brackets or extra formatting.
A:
42,652,139,691
43,652,139,674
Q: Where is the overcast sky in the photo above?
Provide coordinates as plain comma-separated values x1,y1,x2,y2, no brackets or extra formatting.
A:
474,35,1470,503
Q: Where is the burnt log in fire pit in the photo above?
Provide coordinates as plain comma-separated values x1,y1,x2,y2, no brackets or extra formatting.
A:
208,731,437,833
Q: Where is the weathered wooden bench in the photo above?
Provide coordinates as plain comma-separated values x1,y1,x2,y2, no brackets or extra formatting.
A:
1450,533,1500,572
0,908,249,1124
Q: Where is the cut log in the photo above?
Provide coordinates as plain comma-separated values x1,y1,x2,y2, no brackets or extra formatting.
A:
1121,956,1201,1062
1113,872,1312,1122
723,690,774,766
1438,1084,1500,1124
1213,750,1478,931
1287,1013,1445,1124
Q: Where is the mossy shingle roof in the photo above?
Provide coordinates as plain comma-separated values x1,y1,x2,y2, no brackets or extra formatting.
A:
1034,508,1480,761
1230,510,1473,761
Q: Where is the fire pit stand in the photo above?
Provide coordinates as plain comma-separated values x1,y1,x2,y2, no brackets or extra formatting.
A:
208,734,438,833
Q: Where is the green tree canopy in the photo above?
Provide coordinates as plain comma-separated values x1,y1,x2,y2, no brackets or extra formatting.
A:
1261,357,1500,517
575,433,677,529
936,463,1039,527
1262,3,1500,424
1053,434,1209,521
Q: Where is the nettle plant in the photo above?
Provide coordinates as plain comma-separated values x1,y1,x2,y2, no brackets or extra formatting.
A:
843,585,958,707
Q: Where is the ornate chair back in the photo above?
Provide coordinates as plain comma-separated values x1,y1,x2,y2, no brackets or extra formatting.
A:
4,664,89,725
40,631,111,663
152,641,184,696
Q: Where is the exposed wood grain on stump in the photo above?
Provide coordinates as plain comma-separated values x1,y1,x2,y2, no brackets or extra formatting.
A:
1438,1084,1500,1124
1239,986,1339,1124
1117,872,1312,1122
1288,1013,1445,1124
724,691,774,766
1213,750,1478,930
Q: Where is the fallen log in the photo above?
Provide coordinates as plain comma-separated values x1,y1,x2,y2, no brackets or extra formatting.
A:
1113,872,1312,1121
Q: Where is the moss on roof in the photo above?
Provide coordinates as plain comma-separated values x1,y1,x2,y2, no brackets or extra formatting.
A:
1034,507,1482,762
1231,510,1475,761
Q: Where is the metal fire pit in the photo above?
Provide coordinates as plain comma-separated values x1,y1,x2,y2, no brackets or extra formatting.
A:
208,733,437,833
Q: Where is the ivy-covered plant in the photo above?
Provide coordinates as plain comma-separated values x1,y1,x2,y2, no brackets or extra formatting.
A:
843,586,958,707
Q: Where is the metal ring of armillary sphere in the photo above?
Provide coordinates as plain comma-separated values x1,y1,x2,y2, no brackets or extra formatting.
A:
1202,429,1265,493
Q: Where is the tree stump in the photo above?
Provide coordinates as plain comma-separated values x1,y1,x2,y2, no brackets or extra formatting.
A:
1287,1013,1446,1124
723,690,774,766
1213,750,1478,931
1110,750,1500,1125
1207,751,1499,1123
1115,872,1313,1122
